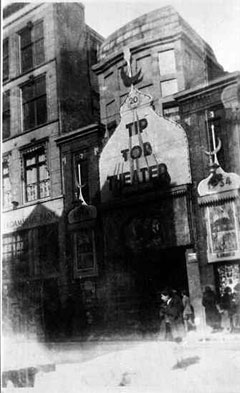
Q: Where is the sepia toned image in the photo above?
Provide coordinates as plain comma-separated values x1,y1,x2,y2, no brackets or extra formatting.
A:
2,0,240,391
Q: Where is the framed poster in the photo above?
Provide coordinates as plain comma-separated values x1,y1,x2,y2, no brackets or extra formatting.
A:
206,201,240,262
73,229,97,278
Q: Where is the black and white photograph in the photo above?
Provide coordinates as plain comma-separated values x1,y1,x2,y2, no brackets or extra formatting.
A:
2,0,240,391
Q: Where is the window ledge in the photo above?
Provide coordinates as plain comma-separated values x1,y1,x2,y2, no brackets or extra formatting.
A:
1,195,64,213
2,118,59,143
2,57,56,86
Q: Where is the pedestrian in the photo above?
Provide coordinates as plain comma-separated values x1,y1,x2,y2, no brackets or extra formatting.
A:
202,286,221,332
160,288,184,341
181,290,195,332
220,286,235,332
233,283,240,330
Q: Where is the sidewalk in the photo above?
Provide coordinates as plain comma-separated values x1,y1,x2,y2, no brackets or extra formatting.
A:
3,327,240,371
61,325,240,344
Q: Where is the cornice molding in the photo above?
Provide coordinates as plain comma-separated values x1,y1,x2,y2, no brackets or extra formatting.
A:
55,123,105,145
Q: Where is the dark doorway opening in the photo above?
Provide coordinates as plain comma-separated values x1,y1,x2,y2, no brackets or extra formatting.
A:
133,246,189,330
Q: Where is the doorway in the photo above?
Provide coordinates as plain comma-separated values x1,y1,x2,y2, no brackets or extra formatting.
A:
132,246,189,329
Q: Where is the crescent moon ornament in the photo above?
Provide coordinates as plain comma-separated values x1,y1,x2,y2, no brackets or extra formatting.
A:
121,47,144,87
204,138,222,156
120,67,143,87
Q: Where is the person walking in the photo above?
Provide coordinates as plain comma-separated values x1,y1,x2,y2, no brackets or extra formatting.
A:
233,283,240,330
220,286,235,332
181,290,195,332
202,286,221,332
160,288,184,341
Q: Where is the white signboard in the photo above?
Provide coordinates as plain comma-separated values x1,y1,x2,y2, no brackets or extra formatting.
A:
100,87,191,202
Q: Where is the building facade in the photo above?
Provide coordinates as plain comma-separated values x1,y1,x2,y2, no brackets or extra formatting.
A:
2,2,103,338
175,72,240,301
2,3,240,339
92,6,240,331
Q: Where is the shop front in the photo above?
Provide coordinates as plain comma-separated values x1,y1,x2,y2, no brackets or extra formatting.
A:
2,199,63,338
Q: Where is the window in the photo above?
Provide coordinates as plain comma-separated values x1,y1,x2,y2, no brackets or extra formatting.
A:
163,106,180,122
2,155,12,210
74,152,89,203
161,79,178,97
104,71,115,100
3,91,10,139
23,145,50,202
19,20,44,73
158,50,176,75
2,226,58,279
3,39,9,80
73,229,97,277
136,55,152,82
21,75,47,131
2,232,29,279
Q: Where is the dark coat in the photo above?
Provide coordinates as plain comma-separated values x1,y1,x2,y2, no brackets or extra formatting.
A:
162,295,184,338
202,288,221,329
164,296,183,322
221,292,235,316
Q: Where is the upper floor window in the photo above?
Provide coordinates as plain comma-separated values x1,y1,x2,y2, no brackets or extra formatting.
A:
21,75,47,131
3,90,10,139
158,50,176,76
2,155,12,210
74,152,89,204
22,144,50,202
161,79,178,97
3,39,9,81
19,20,44,73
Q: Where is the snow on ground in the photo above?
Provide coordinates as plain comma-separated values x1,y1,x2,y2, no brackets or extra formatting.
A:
33,340,240,393
3,331,240,392
2,335,51,371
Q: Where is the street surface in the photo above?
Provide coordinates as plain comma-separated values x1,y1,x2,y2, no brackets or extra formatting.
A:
2,331,240,392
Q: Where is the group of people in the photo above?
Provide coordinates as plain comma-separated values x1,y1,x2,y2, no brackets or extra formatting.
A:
158,284,240,341
202,284,240,332
159,288,195,341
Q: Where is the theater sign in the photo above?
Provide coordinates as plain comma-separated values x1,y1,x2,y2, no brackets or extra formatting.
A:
100,86,191,202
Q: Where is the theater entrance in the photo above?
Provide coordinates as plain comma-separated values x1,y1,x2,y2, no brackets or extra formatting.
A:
131,246,189,330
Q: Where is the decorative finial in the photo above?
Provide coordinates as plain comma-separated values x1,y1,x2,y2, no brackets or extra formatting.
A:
121,47,143,88
123,47,132,77
76,164,87,205
204,110,222,170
